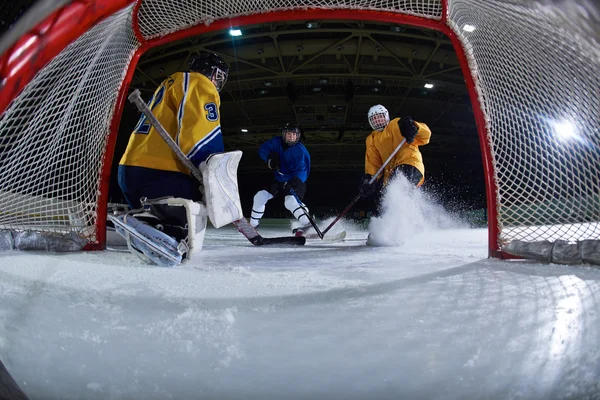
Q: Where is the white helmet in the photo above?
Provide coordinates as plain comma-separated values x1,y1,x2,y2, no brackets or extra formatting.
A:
367,104,389,132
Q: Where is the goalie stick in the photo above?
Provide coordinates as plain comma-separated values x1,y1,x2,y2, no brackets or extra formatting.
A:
127,89,305,247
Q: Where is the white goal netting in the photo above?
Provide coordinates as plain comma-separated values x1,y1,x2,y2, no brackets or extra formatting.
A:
0,0,598,257
448,1,600,254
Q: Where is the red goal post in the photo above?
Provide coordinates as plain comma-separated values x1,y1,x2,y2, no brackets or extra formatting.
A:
0,0,598,259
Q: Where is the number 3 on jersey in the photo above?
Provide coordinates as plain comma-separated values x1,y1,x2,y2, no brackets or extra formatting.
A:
205,103,218,122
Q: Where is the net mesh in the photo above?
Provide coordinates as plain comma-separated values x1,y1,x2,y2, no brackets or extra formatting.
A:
136,0,443,39
0,7,139,243
448,0,600,245
0,0,598,252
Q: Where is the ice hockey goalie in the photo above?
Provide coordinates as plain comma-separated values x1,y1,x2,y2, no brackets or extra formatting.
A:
110,151,244,267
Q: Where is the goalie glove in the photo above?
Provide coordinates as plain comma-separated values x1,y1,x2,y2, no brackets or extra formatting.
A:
267,152,280,171
358,174,376,197
399,116,418,144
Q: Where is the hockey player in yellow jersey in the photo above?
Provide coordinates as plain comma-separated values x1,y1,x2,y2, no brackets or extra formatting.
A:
358,104,431,198
118,52,229,209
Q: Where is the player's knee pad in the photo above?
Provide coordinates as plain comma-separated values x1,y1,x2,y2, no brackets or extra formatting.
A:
253,190,274,208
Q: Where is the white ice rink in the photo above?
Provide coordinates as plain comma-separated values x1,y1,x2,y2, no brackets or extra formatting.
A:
1,221,600,400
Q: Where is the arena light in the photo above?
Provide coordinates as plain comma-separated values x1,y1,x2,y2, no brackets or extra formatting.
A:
463,24,476,32
552,119,577,141
241,128,248,133
229,29,242,36
424,83,434,89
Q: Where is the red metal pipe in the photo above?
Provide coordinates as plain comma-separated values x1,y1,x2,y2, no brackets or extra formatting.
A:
0,0,135,116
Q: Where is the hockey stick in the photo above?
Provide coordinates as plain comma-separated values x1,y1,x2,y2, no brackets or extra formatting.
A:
0,357,29,400
289,188,324,239
276,168,324,240
127,89,305,246
320,137,408,236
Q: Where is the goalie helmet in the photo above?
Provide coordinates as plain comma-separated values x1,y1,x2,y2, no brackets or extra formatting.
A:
189,52,229,92
368,104,390,132
282,123,301,146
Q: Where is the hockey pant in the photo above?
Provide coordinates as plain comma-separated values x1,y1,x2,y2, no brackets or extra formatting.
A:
251,190,310,227
391,164,423,187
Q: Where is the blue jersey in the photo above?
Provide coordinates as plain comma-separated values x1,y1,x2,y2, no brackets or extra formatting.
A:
259,136,310,183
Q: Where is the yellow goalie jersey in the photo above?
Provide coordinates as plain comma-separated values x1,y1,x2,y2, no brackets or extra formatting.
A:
120,72,224,173
365,117,431,186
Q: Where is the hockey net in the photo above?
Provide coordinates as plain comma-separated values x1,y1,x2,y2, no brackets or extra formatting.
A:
0,0,598,260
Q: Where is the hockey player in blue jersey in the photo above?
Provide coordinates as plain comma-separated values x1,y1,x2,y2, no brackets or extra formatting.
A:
250,124,313,236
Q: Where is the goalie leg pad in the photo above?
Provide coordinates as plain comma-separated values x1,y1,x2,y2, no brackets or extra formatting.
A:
200,151,244,228
144,197,208,261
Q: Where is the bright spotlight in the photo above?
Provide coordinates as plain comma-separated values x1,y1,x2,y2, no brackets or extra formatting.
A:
241,128,248,133
552,119,577,141
229,29,242,37
424,83,434,89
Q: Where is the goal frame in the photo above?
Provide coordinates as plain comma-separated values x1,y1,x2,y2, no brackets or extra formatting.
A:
0,0,500,256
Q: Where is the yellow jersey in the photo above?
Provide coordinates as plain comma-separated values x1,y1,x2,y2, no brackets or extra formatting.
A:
120,72,224,173
365,118,431,186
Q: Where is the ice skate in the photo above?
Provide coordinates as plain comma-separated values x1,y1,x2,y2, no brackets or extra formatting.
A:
366,232,376,246
292,223,313,237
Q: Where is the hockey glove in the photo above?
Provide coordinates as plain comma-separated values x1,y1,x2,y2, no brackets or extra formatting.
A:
399,116,418,144
358,174,376,197
284,176,303,195
267,152,280,171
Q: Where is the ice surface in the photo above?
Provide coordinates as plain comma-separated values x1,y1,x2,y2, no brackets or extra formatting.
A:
1,221,600,400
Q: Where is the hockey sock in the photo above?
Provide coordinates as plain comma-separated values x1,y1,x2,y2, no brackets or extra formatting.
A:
284,195,310,226
251,190,274,227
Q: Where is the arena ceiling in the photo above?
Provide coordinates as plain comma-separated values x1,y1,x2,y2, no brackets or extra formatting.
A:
130,19,482,172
